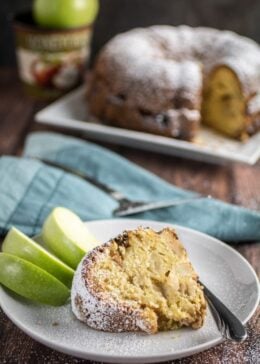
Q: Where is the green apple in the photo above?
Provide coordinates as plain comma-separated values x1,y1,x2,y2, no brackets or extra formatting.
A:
42,207,99,269
2,227,74,288
33,0,99,29
0,253,69,306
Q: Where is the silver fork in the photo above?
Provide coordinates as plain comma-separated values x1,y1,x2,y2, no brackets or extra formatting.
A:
33,158,211,216
200,281,247,342
113,195,211,217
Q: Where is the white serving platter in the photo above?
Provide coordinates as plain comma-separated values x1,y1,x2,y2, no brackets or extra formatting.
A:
35,87,260,165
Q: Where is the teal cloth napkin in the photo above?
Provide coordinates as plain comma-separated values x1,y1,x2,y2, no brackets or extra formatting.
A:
0,132,259,242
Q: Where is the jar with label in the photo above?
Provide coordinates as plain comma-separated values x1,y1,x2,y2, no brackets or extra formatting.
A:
13,10,96,100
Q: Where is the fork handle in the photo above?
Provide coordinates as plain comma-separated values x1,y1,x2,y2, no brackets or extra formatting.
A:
32,158,128,202
201,282,247,342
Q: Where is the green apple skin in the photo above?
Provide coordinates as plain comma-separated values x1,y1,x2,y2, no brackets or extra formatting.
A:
0,253,70,306
2,227,74,288
33,0,99,29
42,207,99,269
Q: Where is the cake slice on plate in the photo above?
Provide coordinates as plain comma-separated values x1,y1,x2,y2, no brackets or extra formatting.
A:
71,227,206,334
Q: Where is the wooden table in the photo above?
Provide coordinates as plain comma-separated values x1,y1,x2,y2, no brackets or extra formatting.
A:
0,69,259,364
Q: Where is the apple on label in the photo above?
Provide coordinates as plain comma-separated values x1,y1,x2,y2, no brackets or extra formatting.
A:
2,227,74,288
33,0,99,29
0,253,70,306
42,207,100,269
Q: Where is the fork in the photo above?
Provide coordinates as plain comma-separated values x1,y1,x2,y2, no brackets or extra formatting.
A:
32,157,211,216
200,281,247,342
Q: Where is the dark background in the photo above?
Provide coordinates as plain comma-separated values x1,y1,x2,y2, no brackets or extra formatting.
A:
1,0,260,66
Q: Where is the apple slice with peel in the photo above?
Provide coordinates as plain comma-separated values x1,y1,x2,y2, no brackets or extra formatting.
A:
2,227,74,288
0,253,70,306
42,207,99,269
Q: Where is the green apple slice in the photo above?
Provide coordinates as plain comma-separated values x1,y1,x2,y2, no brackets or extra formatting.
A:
42,207,99,269
2,227,74,288
0,253,69,306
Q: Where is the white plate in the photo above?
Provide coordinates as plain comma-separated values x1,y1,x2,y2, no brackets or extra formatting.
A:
35,87,260,165
0,219,259,363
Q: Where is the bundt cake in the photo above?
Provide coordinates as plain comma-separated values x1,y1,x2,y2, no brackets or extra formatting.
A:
86,26,260,141
71,227,206,334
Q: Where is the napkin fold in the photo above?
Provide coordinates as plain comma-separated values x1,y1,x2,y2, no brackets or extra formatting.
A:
0,132,259,242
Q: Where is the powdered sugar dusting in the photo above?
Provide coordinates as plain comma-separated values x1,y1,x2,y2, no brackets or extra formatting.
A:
71,242,152,333
97,25,260,106
98,27,203,110
248,94,260,115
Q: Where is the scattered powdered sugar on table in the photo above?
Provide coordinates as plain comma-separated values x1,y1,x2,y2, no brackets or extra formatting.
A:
171,314,260,364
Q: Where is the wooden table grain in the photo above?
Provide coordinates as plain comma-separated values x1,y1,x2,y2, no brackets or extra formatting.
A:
0,68,259,364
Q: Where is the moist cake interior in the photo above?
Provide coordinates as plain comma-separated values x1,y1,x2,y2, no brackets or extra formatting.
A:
91,228,206,331
202,66,247,138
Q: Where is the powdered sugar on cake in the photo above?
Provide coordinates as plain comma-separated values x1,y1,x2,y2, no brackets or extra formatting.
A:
99,25,260,98
71,243,153,333
87,25,260,140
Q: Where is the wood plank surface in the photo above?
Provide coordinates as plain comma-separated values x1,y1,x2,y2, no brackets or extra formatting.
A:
0,69,259,364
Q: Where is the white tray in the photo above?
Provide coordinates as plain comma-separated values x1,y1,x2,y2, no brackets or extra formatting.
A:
35,87,260,165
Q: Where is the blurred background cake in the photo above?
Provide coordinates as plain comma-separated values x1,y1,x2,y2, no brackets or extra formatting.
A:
87,26,260,141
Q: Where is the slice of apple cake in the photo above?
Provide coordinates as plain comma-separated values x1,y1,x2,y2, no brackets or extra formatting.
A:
71,227,206,334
